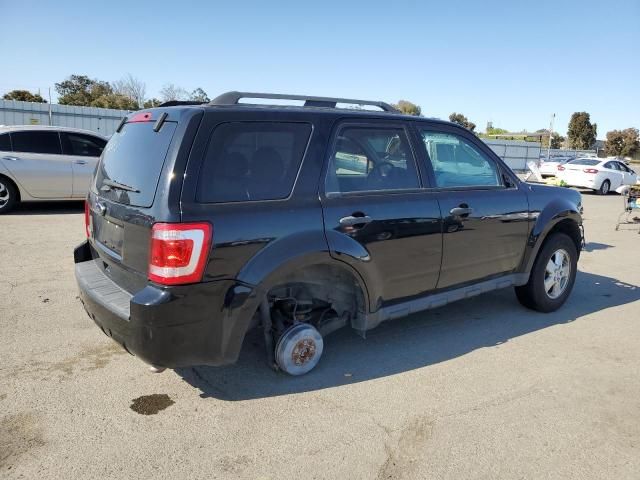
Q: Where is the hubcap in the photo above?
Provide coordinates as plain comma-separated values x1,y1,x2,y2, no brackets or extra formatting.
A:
0,182,9,208
544,248,571,299
602,182,609,194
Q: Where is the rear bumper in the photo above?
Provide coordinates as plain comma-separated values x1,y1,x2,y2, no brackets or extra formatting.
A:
74,241,259,368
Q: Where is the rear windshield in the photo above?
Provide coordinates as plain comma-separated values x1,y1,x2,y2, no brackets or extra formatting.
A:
94,122,177,207
196,122,312,203
567,159,599,166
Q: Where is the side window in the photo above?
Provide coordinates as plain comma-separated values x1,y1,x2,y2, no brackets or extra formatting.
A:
0,133,11,151
197,122,311,203
326,127,420,194
62,133,106,157
420,131,501,188
618,162,631,173
604,161,617,170
11,131,62,155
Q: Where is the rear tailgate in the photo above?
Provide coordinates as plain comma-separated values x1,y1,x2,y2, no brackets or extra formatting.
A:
87,108,203,292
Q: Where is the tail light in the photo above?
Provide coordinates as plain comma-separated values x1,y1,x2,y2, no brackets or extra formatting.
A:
84,200,91,237
583,168,599,174
557,165,565,171
148,222,212,285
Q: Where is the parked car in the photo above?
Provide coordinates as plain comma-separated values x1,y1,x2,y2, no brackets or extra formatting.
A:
74,91,584,376
557,158,638,195
539,156,574,177
0,125,107,213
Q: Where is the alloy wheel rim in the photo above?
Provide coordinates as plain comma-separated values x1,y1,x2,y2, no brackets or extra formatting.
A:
0,182,9,207
544,248,571,299
602,182,609,194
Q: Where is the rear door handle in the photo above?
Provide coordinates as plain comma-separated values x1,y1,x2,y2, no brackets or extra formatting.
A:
2,156,19,161
450,207,473,216
339,215,373,227
74,160,88,165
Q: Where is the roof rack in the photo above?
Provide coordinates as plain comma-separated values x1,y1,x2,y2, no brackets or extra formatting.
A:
209,91,399,113
157,100,208,107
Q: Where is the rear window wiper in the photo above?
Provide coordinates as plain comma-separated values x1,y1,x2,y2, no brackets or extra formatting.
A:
100,179,140,193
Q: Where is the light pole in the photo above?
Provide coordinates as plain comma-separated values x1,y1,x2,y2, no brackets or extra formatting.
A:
547,113,555,161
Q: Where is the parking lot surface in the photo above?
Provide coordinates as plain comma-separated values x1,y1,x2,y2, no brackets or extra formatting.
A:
1,193,639,479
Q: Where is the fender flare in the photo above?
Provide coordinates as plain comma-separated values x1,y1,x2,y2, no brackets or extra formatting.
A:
519,197,582,276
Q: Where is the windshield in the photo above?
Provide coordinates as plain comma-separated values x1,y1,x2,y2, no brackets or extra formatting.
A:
94,122,177,207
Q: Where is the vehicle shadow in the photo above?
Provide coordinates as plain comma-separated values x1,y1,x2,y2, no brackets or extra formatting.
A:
176,270,639,401
583,242,614,252
7,201,84,215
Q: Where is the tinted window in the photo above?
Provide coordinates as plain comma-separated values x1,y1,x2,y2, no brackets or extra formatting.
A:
95,122,177,207
0,133,10,151
420,131,501,188
197,122,311,203
618,162,631,172
11,131,62,154
62,133,106,157
568,159,600,166
326,127,420,193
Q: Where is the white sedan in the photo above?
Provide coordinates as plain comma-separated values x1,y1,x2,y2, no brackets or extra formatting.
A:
539,156,573,177
557,158,638,195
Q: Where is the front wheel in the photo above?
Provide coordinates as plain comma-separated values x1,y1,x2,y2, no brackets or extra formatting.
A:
515,232,577,312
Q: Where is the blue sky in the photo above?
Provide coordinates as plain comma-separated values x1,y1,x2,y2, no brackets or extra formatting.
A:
2,0,638,137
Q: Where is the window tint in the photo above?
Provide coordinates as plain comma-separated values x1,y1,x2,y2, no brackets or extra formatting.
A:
95,122,177,207
62,133,106,157
604,161,617,170
197,122,311,203
326,127,420,193
420,131,500,188
618,162,631,172
0,133,10,151
11,131,62,154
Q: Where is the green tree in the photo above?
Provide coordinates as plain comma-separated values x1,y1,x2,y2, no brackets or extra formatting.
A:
55,75,112,106
143,98,162,108
486,126,508,135
567,112,597,149
2,89,47,103
550,132,565,149
605,128,640,157
393,100,421,116
90,93,138,110
190,88,210,102
449,112,476,132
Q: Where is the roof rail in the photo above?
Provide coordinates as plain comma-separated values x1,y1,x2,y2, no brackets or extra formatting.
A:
209,91,399,113
157,100,208,107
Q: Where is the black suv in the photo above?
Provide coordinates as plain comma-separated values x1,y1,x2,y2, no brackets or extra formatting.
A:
74,92,583,376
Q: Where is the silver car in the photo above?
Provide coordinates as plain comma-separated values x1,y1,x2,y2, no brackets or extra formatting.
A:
0,125,107,213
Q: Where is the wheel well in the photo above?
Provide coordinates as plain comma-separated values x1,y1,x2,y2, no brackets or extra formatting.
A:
545,219,582,255
267,264,367,331
0,174,20,201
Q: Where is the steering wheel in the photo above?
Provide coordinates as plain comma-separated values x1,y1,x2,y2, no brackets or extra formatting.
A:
367,161,396,188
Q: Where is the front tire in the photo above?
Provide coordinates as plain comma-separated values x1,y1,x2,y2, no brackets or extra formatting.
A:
515,232,577,312
597,179,610,195
0,178,18,214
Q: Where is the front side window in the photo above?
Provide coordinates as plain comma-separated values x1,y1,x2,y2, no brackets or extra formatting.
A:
0,133,10,151
11,131,62,155
62,133,106,157
326,127,420,194
420,131,501,188
197,122,312,203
